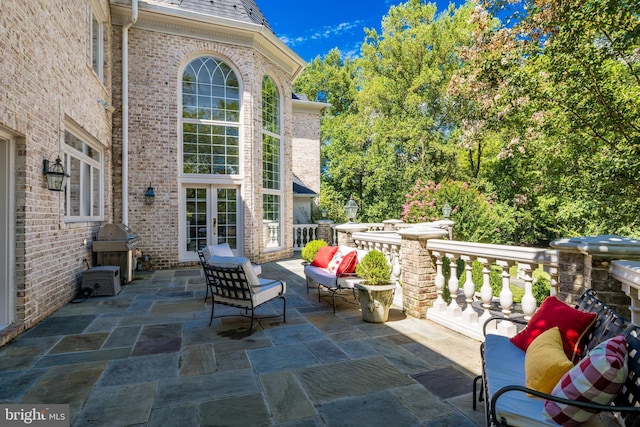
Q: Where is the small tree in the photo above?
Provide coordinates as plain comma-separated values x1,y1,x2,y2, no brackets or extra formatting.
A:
301,240,328,263
356,250,392,286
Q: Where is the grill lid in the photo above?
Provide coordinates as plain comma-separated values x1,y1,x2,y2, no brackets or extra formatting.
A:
96,223,138,241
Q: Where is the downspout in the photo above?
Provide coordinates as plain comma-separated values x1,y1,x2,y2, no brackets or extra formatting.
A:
121,0,138,226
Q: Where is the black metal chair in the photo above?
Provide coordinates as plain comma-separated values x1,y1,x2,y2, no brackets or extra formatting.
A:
205,256,286,335
197,249,216,302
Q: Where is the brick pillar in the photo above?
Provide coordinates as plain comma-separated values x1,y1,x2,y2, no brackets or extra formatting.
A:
552,235,640,319
398,227,448,319
383,219,403,231
316,220,334,246
334,224,369,248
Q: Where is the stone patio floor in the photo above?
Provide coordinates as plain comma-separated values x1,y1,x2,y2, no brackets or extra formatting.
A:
0,257,485,426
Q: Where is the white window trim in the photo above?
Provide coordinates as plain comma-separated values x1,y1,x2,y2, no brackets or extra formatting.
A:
89,3,104,82
63,119,104,223
178,55,244,179
262,76,284,251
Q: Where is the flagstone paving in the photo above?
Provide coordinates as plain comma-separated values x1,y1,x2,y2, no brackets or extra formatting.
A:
0,257,485,426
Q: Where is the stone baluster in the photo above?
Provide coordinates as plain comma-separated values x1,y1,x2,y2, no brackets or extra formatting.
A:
432,253,447,311
497,261,513,318
495,260,516,336
391,247,402,285
461,256,478,325
478,258,494,326
520,265,537,321
447,255,461,318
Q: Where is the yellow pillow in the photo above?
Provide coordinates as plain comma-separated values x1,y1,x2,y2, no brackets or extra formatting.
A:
525,326,574,394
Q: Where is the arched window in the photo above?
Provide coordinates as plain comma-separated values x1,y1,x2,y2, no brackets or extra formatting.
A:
262,76,282,248
181,57,240,175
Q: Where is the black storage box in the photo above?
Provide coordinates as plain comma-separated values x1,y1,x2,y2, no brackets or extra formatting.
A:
82,266,121,296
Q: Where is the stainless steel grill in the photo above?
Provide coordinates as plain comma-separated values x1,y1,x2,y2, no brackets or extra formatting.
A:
93,224,141,283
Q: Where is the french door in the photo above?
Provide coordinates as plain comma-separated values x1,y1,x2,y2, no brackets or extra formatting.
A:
182,185,241,260
0,134,15,328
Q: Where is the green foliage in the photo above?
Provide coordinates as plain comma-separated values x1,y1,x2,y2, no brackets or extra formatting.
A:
301,240,328,263
295,0,640,242
402,180,515,243
355,250,392,286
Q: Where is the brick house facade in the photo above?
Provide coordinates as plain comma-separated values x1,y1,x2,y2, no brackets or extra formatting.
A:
0,0,325,344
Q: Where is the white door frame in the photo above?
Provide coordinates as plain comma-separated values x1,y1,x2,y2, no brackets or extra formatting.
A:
179,184,243,262
0,132,16,328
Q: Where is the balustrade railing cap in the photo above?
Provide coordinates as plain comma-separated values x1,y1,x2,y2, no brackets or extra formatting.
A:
397,226,448,239
334,223,370,232
382,219,403,224
316,220,333,224
551,234,640,257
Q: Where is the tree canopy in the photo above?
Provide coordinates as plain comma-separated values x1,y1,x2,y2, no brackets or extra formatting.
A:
293,0,640,244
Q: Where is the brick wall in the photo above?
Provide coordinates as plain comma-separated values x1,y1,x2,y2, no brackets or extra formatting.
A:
0,0,113,345
112,24,295,267
292,110,321,193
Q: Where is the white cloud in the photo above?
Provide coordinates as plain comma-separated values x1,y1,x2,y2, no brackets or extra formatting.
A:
279,20,364,47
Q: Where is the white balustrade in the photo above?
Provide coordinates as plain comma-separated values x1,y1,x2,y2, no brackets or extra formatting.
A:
611,260,640,325
426,240,559,341
352,231,403,308
292,224,319,251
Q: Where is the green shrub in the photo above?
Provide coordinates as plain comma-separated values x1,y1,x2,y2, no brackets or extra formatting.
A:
301,239,328,263
356,250,392,286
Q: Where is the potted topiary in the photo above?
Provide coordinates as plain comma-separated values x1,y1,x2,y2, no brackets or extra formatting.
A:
301,239,328,264
354,250,396,323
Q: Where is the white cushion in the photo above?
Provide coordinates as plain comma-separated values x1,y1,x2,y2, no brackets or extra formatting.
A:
484,334,608,427
205,244,261,276
208,256,260,287
203,243,234,259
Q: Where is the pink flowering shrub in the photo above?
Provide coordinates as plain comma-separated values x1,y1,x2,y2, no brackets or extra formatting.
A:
401,180,513,243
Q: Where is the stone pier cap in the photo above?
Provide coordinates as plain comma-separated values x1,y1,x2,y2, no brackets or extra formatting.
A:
551,234,640,257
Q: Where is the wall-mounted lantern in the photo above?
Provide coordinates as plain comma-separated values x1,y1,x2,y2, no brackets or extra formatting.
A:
344,197,358,223
144,184,155,205
43,157,69,192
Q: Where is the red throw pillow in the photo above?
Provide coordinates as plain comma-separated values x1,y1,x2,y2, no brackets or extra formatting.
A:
510,296,597,363
326,249,358,276
337,251,358,275
311,246,339,268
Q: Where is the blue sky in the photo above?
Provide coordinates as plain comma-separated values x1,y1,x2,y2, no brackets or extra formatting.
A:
260,1,466,62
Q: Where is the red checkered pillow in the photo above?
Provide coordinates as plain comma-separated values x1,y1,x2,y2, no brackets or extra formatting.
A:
543,335,628,426
326,248,358,276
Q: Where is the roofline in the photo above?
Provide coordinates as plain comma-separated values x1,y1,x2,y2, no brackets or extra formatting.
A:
292,98,331,113
111,2,306,79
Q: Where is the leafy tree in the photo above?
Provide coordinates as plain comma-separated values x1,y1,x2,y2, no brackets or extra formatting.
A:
454,0,640,240
295,0,482,223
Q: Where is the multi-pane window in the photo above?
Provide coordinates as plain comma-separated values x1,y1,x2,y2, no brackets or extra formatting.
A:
182,57,240,175
262,76,282,247
90,9,103,81
64,130,102,220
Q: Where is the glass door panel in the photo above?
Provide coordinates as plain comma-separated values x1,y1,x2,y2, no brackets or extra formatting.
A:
185,188,208,253
183,186,239,256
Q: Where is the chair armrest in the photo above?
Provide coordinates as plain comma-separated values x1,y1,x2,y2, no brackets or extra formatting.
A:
490,384,640,426
482,316,528,337
251,279,285,294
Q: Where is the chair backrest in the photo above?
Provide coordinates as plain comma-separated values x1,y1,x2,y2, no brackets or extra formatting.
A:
203,243,234,260
197,249,207,267
208,256,261,291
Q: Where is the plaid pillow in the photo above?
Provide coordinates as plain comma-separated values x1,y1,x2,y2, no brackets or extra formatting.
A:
543,335,628,426
326,248,358,276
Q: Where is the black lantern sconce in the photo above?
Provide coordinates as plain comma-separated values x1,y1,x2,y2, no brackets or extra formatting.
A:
43,157,69,192
344,197,358,223
144,184,155,205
